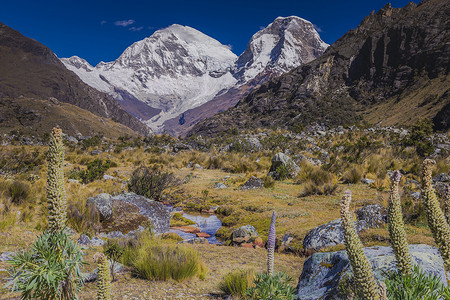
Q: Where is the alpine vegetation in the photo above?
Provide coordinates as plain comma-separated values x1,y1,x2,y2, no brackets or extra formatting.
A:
421,159,450,271
94,252,111,300
445,185,450,225
47,127,67,232
267,211,276,275
387,170,412,275
340,190,380,300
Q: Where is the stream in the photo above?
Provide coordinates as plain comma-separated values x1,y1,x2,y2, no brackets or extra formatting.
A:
169,212,223,244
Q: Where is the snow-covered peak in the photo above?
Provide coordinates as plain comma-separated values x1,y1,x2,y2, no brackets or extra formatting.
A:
233,16,329,83
103,24,237,78
61,56,95,72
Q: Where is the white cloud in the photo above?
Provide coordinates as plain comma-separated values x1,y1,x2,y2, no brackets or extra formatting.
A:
114,19,135,27
313,24,323,33
100,20,107,25
129,26,144,32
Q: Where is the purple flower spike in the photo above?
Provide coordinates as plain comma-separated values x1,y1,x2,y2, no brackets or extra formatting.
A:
268,211,276,249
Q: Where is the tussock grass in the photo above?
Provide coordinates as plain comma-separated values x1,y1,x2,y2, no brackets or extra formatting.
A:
122,233,207,281
218,268,255,299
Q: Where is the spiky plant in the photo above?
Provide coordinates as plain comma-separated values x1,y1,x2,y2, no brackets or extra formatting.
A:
47,127,67,232
267,211,276,275
341,190,380,300
445,185,450,225
387,170,412,275
94,252,111,300
421,159,450,271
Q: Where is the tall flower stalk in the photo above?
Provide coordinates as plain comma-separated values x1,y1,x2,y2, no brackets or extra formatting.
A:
47,127,67,231
421,159,450,271
387,170,412,275
445,185,450,225
267,211,276,275
94,252,111,300
341,190,380,300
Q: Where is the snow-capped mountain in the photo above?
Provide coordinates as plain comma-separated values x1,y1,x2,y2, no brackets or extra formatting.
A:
233,16,328,83
61,17,328,133
62,24,237,131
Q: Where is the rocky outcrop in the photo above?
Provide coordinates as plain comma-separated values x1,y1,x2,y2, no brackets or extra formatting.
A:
230,225,259,246
268,153,300,179
87,192,170,235
303,219,369,252
355,204,387,228
296,244,448,300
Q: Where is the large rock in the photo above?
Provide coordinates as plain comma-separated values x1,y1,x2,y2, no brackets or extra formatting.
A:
268,153,300,179
303,219,369,251
86,193,114,219
296,245,448,300
112,193,170,235
230,225,259,245
87,192,170,235
241,176,264,190
355,204,387,228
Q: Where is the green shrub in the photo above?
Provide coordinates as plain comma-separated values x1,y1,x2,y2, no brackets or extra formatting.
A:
245,272,296,300
78,159,115,184
263,175,276,188
7,230,85,299
218,269,255,298
122,233,206,281
103,240,124,281
128,165,180,201
7,180,30,204
384,265,450,299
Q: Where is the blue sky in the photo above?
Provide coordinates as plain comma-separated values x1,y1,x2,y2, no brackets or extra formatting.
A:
1,0,416,66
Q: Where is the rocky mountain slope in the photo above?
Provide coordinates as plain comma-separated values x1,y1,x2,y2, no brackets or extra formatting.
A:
62,17,328,135
189,0,450,136
163,16,328,137
0,22,150,136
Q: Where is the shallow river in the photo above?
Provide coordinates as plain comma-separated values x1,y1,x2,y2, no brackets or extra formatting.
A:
169,212,222,244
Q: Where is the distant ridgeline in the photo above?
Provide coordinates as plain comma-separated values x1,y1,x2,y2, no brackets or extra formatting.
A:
189,0,450,137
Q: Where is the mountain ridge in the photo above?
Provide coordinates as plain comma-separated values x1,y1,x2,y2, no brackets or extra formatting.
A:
62,16,328,135
188,0,450,136
0,22,150,136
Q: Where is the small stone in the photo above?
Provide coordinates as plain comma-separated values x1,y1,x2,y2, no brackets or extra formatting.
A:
103,174,115,181
178,237,209,245
241,176,264,190
214,182,227,189
196,232,211,238
0,251,15,262
361,178,375,185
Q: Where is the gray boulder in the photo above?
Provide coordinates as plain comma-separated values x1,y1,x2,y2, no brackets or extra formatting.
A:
355,204,387,228
214,182,227,189
77,234,105,247
296,244,448,300
433,173,450,182
231,225,258,245
268,153,300,179
241,176,264,190
86,193,114,219
303,219,369,251
112,193,170,235
88,192,170,235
